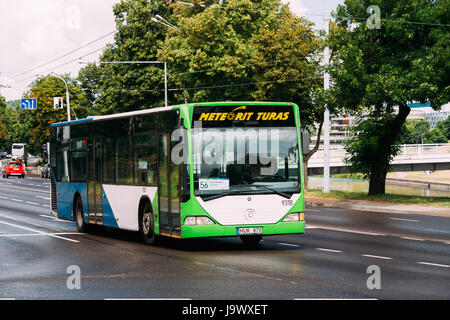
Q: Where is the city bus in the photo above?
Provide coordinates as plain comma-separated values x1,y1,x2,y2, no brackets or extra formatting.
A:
11,143,27,164
49,102,306,245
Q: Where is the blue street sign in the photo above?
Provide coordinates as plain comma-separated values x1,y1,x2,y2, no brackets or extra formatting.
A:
20,98,37,110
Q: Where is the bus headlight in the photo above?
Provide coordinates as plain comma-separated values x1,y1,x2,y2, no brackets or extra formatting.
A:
282,212,304,222
184,216,215,225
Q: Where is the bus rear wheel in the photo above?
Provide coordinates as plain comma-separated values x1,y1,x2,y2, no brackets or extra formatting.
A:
239,235,262,246
74,196,87,233
140,202,157,245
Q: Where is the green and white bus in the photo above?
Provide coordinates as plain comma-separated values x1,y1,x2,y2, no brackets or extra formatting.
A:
49,102,306,245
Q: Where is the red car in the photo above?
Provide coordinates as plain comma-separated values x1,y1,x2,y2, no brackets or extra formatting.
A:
2,161,25,179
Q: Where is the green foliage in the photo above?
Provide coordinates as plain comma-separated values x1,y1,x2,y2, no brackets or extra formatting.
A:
398,119,429,144
329,0,449,194
424,125,448,143
399,118,450,144
435,116,450,140
343,113,403,179
79,0,324,128
79,0,173,114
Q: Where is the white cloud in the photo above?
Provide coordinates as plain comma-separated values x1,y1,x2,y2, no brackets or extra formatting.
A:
283,0,308,17
0,0,118,100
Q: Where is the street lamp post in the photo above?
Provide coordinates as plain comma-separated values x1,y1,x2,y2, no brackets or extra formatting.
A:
96,61,168,107
323,0,330,193
50,73,71,121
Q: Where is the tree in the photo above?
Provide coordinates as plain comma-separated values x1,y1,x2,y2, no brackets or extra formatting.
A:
0,96,8,150
434,116,450,140
398,119,429,144
424,126,448,144
80,0,326,189
329,0,449,195
157,0,324,188
78,0,173,114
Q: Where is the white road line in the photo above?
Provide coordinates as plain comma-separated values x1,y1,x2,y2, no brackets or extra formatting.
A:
39,215,73,223
307,208,322,212
0,217,79,243
104,298,192,300
42,204,50,207
35,196,50,200
0,232,80,238
10,199,23,202
0,196,8,199
308,224,385,236
316,248,343,253
417,262,450,268
294,298,378,300
279,242,300,247
0,183,49,193
389,217,419,223
401,237,425,241
362,254,392,260
26,201,41,206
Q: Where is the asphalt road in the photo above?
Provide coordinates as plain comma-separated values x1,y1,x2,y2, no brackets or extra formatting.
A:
0,175,448,300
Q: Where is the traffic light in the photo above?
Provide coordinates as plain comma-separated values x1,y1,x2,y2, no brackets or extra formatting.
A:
53,97,63,109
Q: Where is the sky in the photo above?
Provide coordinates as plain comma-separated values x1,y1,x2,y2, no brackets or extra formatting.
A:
0,0,344,101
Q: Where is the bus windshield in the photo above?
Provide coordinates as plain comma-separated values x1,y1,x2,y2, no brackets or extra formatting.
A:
192,126,300,198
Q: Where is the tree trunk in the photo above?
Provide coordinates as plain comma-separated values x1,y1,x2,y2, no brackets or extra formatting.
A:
302,120,324,191
368,104,410,196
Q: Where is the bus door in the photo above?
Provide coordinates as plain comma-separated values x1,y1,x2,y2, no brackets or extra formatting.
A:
158,133,180,236
86,138,103,224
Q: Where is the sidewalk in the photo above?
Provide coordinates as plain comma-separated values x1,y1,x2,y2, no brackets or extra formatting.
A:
25,165,41,178
305,196,450,218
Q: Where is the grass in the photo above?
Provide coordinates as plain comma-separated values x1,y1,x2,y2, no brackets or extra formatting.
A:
305,189,450,208
310,173,367,180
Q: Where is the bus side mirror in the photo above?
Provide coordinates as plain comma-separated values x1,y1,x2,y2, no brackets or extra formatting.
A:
301,130,310,155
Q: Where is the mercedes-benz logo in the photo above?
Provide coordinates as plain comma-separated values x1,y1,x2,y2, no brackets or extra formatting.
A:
247,197,251,201
244,209,256,221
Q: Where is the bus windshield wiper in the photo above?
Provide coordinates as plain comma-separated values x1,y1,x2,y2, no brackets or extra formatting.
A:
250,185,292,199
201,190,243,202
201,185,292,201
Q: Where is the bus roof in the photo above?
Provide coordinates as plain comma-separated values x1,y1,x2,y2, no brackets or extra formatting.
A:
50,101,294,127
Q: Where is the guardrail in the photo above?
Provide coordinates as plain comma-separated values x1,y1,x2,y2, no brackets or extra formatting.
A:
309,143,450,160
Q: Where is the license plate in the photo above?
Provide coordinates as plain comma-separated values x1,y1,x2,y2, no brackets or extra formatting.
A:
237,227,263,235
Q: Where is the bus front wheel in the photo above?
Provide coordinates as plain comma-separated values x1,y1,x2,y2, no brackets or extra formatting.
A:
140,202,157,245
239,235,262,246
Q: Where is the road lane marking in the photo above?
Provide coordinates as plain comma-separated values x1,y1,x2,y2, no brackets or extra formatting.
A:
279,242,300,247
39,215,74,223
389,217,419,222
0,183,49,193
294,298,378,300
0,232,80,238
105,298,192,300
307,224,385,236
10,199,23,202
35,196,50,200
0,196,8,199
362,254,392,260
0,217,79,243
26,201,41,206
401,237,425,241
316,248,343,253
417,262,450,268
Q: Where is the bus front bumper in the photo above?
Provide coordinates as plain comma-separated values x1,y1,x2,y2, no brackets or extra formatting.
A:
181,221,305,239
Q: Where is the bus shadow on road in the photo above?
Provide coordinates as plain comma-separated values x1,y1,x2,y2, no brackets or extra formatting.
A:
85,226,303,252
